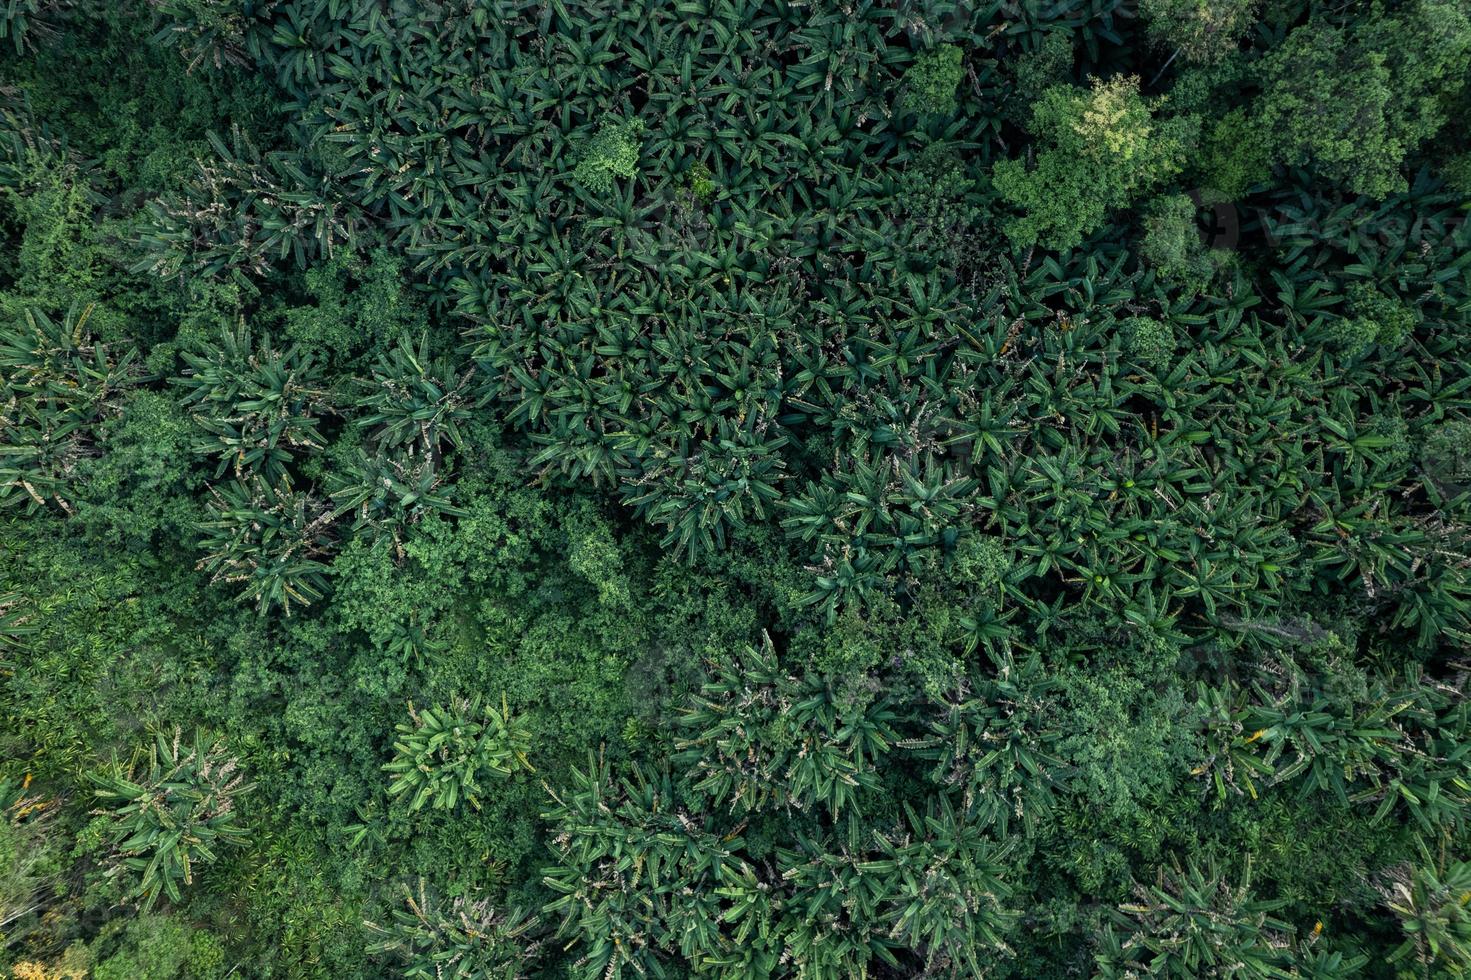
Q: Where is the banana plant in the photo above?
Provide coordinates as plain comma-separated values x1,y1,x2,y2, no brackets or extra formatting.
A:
384,695,533,814
89,730,252,911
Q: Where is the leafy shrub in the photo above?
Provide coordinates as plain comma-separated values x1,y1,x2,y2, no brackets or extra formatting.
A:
1120,316,1175,369
1140,193,1220,291
1007,31,1072,114
282,248,426,366
1344,282,1416,350
572,118,643,195
564,503,631,608
993,77,1197,249
1140,0,1259,64
896,143,981,267
1197,107,1270,202
88,913,227,980
1422,418,1471,491
69,389,199,544
901,45,965,116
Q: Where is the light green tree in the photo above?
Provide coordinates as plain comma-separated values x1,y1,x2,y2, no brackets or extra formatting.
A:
992,76,1196,250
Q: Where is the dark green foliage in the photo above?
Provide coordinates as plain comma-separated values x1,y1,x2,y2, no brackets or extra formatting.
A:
540,757,732,980
176,323,327,480
896,142,981,267
326,443,463,534
1192,659,1471,838
4,0,1471,975
282,248,424,365
1447,153,1471,195
0,0,69,55
861,799,1017,975
772,804,1016,979
68,389,199,544
1342,281,1416,351
564,503,630,608
675,635,896,816
1007,31,1072,114
1196,106,1270,203
541,755,1015,980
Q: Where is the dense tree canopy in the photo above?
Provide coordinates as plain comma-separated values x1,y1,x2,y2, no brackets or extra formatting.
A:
2,0,1470,976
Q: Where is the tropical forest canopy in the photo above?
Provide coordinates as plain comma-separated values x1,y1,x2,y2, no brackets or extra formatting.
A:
2,0,1471,976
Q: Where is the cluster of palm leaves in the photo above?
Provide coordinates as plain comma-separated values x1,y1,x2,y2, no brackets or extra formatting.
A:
675,635,897,816
383,696,533,814
88,730,251,910
117,0,1470,655
365,879,542,980
1196,659,1471,832
175,323,327,481
541,753,1016,980
1,305,145,514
